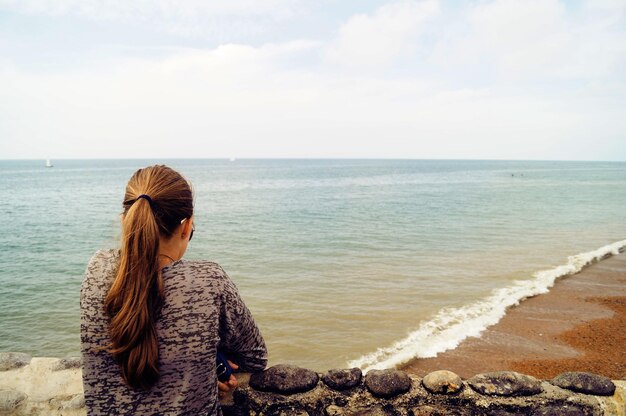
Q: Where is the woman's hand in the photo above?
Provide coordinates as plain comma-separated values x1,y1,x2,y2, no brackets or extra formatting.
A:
217,360,239,399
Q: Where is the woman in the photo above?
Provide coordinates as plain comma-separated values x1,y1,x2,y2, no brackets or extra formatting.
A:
81,165,267,415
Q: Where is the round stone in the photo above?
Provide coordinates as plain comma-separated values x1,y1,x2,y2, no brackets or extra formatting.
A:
0,353,31,371
364,369,412,398
0,390,27,412
467,371,542,397
249,364,319,395
323,368,362,391
422,370,463,394
551,372,616,396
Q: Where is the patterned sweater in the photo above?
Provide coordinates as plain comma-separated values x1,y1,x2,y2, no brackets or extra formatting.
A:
80,249,267,415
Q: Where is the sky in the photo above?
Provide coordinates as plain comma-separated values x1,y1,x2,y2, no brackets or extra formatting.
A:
0,0,625,160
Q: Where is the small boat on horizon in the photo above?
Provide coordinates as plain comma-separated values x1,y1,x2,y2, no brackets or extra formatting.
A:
45,159,53,168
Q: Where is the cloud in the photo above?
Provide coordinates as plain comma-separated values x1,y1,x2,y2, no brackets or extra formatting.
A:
2,38,624,160
324,0,626,80
0,0,309,39
325,0,440,67
0,0,625,160
430,0,626,80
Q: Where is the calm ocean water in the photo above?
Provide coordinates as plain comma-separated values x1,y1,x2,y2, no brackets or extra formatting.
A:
0,159,625,371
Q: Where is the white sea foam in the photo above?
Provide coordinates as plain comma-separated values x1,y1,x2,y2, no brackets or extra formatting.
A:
348,239,626,373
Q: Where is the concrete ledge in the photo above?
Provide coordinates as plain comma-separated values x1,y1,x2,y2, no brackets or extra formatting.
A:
0,356,84,416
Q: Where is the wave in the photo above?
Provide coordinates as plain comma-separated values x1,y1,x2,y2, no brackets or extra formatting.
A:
347,239,626,373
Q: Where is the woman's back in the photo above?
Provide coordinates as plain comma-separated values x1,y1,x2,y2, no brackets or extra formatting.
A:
81,249,267,415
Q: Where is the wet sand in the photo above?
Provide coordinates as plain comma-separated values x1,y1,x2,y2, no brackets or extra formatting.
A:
402,251,626,380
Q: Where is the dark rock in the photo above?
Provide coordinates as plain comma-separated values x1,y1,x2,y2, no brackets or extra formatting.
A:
551,372,615,396
53,357,83,371
467,371,542,397
231,389,249,409
334,396,348,407
364,369,411,398
0,352,31,371
323,368,362,391
0,390,27,412
422,370,463,394
249,364,319,395
532,405,585,416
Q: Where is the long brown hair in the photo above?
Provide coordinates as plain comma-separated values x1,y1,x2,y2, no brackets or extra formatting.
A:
104,165,193,390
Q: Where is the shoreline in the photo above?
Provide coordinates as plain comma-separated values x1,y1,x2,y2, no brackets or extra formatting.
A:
401,251,626,379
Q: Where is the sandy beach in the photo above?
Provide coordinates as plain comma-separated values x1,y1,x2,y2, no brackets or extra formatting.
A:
402,251,626,380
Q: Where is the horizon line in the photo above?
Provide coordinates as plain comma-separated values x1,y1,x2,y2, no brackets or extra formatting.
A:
1,157,626,163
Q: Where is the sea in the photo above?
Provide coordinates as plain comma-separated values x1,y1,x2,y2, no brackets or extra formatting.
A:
1,159,625,372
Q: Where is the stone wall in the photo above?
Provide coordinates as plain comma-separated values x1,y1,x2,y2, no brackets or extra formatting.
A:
1,354,624,415
225,365,625,416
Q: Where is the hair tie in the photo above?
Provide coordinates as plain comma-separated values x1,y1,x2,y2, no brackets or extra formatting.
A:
136,194,154,206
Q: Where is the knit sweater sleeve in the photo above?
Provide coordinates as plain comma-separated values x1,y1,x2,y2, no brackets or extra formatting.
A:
217,267,268,372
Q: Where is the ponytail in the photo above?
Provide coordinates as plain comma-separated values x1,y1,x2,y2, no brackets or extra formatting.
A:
104,165,193,390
